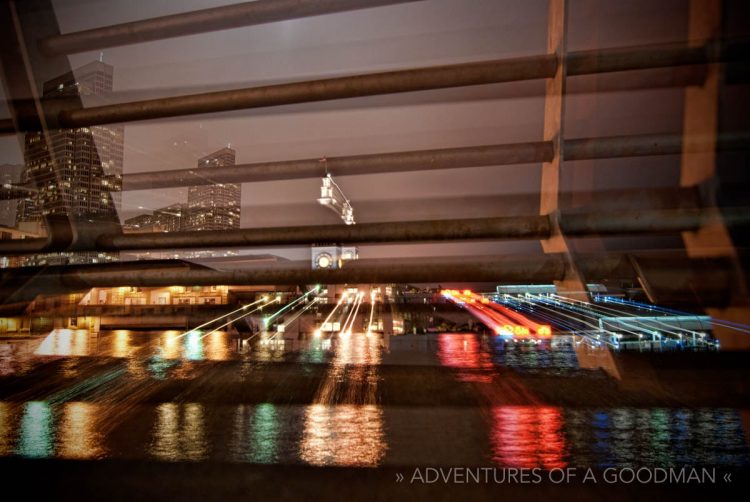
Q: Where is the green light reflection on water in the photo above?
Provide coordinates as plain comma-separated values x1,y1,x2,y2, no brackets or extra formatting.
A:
16,401,53,458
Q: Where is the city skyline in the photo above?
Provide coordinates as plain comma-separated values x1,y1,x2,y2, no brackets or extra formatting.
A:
0,1,748,500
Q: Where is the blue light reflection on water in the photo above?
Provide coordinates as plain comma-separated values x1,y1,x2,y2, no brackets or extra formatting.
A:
0,401,747,468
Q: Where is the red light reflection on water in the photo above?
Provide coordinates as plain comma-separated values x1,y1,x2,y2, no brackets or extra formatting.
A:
437,333,493,383
490,406,567,469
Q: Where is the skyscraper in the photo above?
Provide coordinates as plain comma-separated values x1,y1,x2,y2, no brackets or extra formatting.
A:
0,163,23,227
16,61,124,265
184,147,241,231
123,203,185,233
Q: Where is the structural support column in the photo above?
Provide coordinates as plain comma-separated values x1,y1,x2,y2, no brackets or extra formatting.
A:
680,0,733,256
679,0,748,349
539,0,589,301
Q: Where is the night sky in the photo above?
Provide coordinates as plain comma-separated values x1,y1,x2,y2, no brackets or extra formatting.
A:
0,0,693,260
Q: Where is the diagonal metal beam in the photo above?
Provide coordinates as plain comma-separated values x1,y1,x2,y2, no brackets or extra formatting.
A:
5,41,748,134
38,0,426,56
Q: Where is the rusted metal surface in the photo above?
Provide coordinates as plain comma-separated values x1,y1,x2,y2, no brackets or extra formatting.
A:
57,55,558,128
29,253,726,290
2,208,748,255
102,215,552,250
118,132,750,191
123,141,554,190
2,41,747,134
38,0,425,56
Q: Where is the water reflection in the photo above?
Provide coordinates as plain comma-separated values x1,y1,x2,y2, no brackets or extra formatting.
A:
35,329,91,356
565,408,750,468
161,330,181,359
5,329,241,364
112,330,131,358
205,331,230,361
437,333,493,382
316,333,381,405
299,404,386,466
0,402,15,455
16,401,53,458
490,406,750,469
0,400,746,468
490,338,580,375
0,344,14,376
230,403,283,464
58,402,105,459
253,334,287,362
150,403,207,461
490,406,567,469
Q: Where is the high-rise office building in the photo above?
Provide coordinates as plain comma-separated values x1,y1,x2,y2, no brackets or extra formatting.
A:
123,203,185,233
184,147,241,231
0,164,23,227
16,61,124,265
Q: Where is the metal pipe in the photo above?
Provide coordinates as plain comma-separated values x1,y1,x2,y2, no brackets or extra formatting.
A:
561,207,750,235
54,42,747,129
0,253,731,305
566,44,709,75
58,55,558,128
38,0,425,56
43,253,727,288
120,132,750,191
2,207,747,255
565,131,750,160
124,141,553,191
101,215,552,251
57,254,574,287
2,42,746,134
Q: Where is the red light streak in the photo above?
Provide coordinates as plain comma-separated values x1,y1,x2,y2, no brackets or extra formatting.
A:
442,290,552,339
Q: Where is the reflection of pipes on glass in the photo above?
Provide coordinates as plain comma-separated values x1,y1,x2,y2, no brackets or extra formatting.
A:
150,402,207,461
59,401,105,459
299,404,385,467
490,406,567,469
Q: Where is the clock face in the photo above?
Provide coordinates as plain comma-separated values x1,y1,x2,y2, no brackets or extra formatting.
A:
316,252,333,269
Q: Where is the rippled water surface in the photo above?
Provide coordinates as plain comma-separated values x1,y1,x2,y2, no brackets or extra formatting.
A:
0,330,748,468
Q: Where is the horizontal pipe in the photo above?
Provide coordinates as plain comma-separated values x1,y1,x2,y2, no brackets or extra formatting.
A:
124,141,553,191
566,44,709,76
0,253,733,307
38,0,424,56
0,43,747,134
564,131,750,160
57,55,558,128
56,254,584,287
103,215,552,251
101,207,750,250
2,207,747,255
2,41,745,134
121,132,750,191
45,253,728,288
50,43,748,130
561,207,750,235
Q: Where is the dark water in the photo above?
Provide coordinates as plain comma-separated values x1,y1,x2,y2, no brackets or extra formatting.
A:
0,329,748,468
